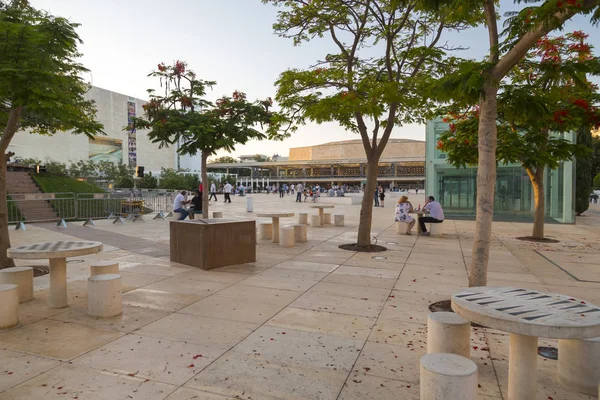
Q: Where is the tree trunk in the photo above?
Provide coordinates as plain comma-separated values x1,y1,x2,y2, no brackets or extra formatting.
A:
0,107,22,270
468,82,499,287
357,158,379,246
527,168,545,240
201,152,209,219
0,154,16,269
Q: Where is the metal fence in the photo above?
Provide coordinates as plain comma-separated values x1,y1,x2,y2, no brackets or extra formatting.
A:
7,192,177,225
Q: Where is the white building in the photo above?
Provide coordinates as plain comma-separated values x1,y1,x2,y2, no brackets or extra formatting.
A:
8,86,178,176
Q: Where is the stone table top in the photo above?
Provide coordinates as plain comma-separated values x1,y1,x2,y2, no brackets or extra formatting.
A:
256,213,295,218
7,241,103,260
309,205,335,209
452,286,600,339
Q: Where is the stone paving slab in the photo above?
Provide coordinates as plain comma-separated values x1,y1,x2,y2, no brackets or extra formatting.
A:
2,194,599,399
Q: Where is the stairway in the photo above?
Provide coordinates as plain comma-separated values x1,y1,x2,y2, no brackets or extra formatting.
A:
6,171,58,222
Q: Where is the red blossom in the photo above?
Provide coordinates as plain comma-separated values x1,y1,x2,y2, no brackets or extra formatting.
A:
157,63,167,72
174,60,186,74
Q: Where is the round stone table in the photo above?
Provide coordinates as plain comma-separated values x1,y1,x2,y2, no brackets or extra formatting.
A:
256,213,295,243
309,204,335,226
452,286,600,400
7,241,103,308
410,210,428,233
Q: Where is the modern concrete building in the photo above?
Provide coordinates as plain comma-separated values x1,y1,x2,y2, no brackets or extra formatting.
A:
425,118,575,223
207,138,426,190
8,86,178,175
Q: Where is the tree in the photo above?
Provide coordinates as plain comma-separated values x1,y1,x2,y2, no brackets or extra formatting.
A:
0,1,103,269
592,134,600,178
594,172,600,187
68,160,97,180
138,171,158,189
210,156,237,164
264,0,478,247
252,154,271,162
431,0,600,287
437,32,599,240
132,61,285,218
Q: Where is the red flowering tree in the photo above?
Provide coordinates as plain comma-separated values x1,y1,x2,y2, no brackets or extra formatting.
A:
132,61,286,217
437,32,600,239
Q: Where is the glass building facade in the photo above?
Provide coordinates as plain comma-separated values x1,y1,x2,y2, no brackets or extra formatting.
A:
425,118,575,223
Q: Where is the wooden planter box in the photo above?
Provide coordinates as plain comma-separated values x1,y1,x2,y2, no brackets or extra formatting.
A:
170,219,256,270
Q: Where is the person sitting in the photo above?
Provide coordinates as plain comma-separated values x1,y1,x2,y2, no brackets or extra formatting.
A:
188,190,203,219
173,190,190,220
394,195,415,234
419,196,444,236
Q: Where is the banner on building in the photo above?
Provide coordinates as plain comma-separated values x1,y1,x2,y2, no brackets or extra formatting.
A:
127,100,137,167
89,137,123,164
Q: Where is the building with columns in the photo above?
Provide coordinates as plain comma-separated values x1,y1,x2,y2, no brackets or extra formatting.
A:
206,138,426,190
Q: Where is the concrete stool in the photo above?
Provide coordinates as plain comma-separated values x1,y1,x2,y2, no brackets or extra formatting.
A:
87,274,122,318
298,213,308,225
429,223,443,237
558,337,600,395
89,261,119,277
0,266,33,303
293,224,308,242
420,353,478,400
280,226,295,248
213,211,223,218
396,221,410,234
334,214,344,227
173,212,184,220
259,222,273,240
310,214,321,227
427,312,471,358
0,284,19,329
323,213,332,224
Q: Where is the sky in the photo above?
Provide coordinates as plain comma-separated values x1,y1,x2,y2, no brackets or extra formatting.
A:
30,0,600,158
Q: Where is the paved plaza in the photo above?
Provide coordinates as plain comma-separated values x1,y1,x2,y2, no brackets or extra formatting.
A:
1,193,600,399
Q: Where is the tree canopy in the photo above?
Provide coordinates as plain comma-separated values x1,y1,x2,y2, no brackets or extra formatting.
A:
131,60,286,217
1,0,103,269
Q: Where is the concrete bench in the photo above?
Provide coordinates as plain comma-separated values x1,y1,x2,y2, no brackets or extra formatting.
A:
427,312,471,358
0,266,33,303
396,221,410,234
259,222,273,240
89,261,119,277
298,213,308,225
88,274,122,318
293,224,307,242
429,222,443,237
310,214,321,227
323,213,332,225
212,211,223,218
280,226,295,248
420,353,478,400
558,337,600,395
0,284,19,329
334,214,344,227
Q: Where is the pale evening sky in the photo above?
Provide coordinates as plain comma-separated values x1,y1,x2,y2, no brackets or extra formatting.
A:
30,0,600,158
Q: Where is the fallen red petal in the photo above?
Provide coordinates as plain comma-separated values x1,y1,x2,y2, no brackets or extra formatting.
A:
187,364,195,368
192,354,203,359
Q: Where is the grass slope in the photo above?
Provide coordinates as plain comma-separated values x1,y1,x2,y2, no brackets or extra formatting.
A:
30,173,105,194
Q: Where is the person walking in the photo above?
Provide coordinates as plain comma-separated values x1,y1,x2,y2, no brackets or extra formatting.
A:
419,196,445,236
223,181,233,203
374,188,380,207
379,188,385,208
209,182,217,201
295,183,303,202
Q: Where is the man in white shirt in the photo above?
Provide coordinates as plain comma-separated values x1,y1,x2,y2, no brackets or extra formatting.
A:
209,182,217,201
173,190,190,220
223,181,233,203
419,196,444,236
295,183,303,202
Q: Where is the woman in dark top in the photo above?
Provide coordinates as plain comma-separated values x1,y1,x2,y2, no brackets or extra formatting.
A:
379,187,385,207
188,190,203,219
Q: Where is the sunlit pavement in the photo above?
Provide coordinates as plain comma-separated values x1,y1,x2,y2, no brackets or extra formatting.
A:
1,193,599,399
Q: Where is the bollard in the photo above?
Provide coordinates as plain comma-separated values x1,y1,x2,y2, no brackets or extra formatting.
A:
246,196,253,212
